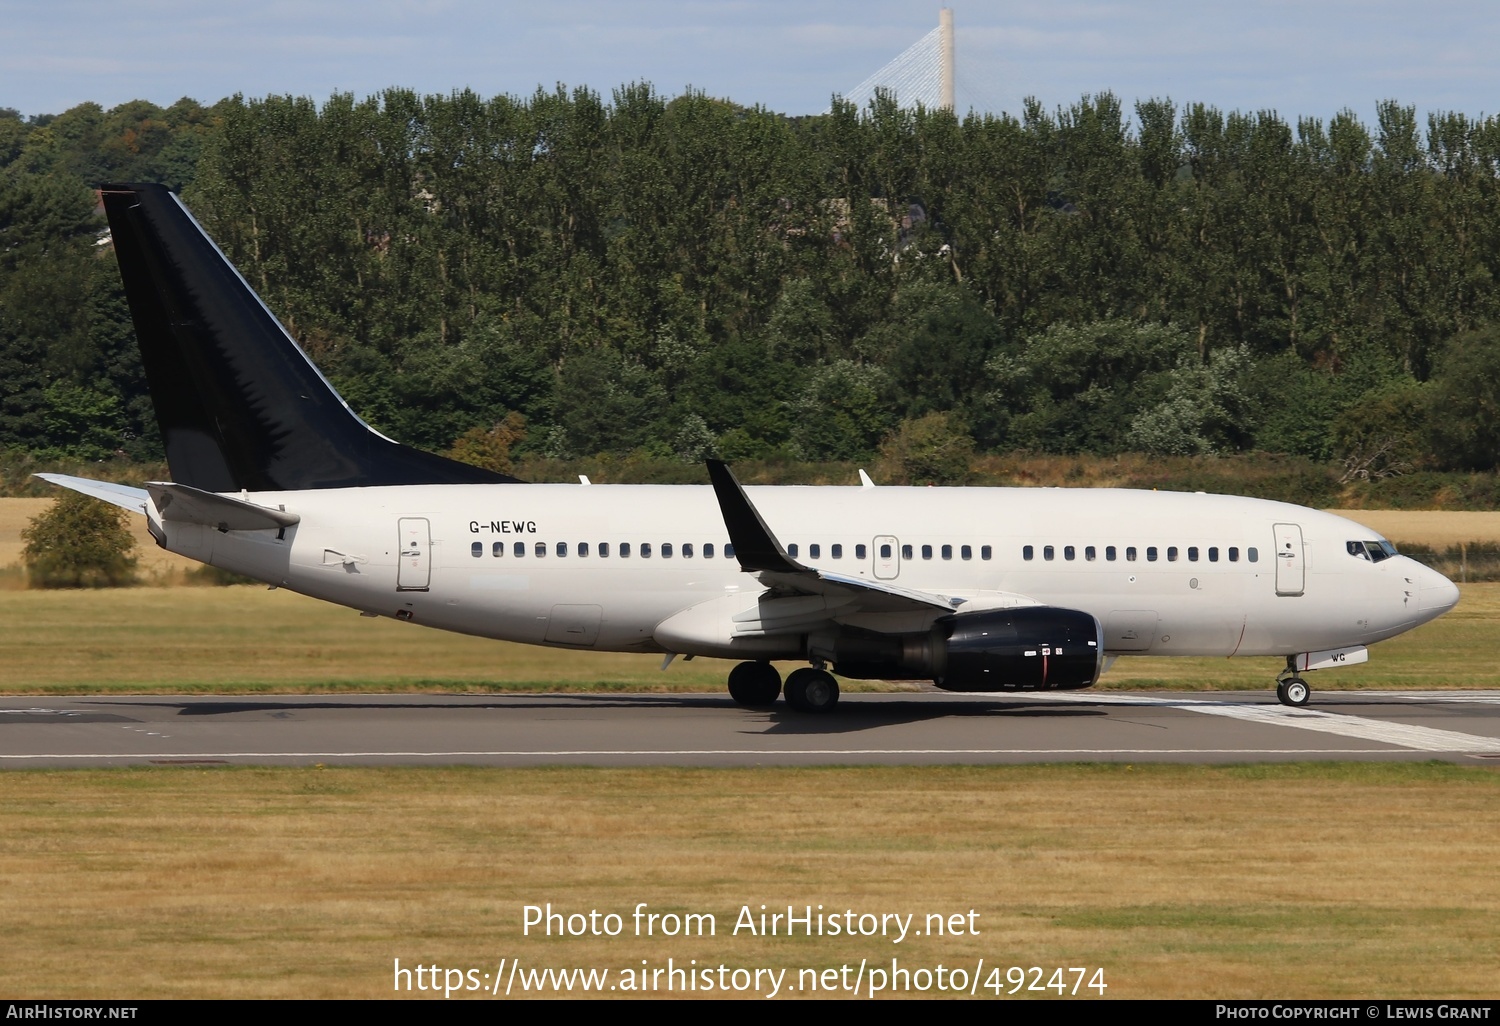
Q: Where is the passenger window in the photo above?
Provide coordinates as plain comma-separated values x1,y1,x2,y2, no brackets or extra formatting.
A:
725,544,735,558
514,541,525,558
620,542,631,557
1248,547,1258,563
1085,546,1096,561
1106,546,1117,561
1126,547,1137,561
535,541,546,558
579,542,589,557
921,544,932,560
1167,546,1178,562
661,543,672,558
787,543,798,558
1044,545,1055,561
881,544,892,559
1208,547,1219,562
1228,547,1239,562
1064,545,1075,561
493,541,504,557
941,544,952,560
641,543,652,558
832,544,843,559
809,543,821,559
557,542,568,557
1147,546,1158,562
960,545,971,560
1023,545,1034,561
902,544,913,560
856,544,867,559
599,542,609,557
982,545,992,560
703,543,713,558
471,542,482,558
1188,546,1199,561
682,543,693,558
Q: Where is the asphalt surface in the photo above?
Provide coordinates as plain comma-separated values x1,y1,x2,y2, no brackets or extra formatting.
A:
3,689,1500,767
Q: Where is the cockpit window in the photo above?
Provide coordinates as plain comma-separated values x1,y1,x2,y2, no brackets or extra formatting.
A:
1348,540,1398,563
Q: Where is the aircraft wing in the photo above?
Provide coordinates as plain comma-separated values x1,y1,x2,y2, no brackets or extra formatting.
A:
707,460,979,616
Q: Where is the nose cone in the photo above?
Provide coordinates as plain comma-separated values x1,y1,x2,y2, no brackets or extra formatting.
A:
1417,563,1461,619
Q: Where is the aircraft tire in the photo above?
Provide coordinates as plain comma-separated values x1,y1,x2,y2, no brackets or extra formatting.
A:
1277,677,1310,708
784,667,839,713
727,661,782,708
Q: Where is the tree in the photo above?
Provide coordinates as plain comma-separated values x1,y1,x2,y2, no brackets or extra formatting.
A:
877,412,974,484
21,490,138,587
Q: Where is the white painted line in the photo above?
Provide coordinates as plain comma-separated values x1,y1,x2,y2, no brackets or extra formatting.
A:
1029,693,1500,753
0,748,1448,761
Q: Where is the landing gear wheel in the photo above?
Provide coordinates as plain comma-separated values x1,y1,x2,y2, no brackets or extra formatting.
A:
784,667,839,713
727,661,782,708
1276,677,1310,708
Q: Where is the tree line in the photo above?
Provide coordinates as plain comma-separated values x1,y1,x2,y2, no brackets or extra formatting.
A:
6,87,1500,480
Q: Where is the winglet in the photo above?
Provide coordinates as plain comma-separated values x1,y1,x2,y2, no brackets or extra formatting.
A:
858,469,875,488
705,460,802,573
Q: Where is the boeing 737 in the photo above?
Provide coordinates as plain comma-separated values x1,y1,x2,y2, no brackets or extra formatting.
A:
39,183,1460,712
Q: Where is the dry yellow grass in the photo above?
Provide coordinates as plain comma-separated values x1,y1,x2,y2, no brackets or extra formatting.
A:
0,496,199,584
1332,509,1500,547
0,764,1496,999
0,585,740,691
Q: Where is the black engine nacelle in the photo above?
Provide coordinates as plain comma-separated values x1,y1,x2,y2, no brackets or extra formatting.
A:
829,606,1104,692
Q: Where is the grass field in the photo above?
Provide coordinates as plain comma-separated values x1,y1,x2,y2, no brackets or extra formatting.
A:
5,500,1499,1001
1,581,1492,694
1,763,1496,999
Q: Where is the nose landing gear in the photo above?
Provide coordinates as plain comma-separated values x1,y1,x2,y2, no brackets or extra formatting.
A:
1275,658,1311,707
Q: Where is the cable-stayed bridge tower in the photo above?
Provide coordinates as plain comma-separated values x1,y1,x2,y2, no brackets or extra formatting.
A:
839,8,957,113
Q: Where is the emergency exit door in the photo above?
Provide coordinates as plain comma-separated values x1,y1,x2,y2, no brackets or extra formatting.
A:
1273,523,1304,596
397,517,431,591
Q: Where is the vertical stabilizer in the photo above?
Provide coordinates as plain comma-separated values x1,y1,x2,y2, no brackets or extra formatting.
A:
100,183,517,491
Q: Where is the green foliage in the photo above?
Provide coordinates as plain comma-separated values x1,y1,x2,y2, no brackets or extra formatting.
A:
789,360,895,461
1128,346,1253,456
21,490,137,588
10,87,1500,470
988,320,1197,453
444,411,527,474
1331,378,1430,481
1425,325,1500,472
877,412,975,485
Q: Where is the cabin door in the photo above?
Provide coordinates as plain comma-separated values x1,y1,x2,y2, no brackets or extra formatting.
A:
873,535,900,579
397,517,431,591
1273,523,1305,596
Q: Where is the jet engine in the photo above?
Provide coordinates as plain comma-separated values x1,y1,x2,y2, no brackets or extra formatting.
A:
826,606,1104,692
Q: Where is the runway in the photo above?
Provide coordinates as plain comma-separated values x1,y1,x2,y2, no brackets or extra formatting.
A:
4,689,1500,767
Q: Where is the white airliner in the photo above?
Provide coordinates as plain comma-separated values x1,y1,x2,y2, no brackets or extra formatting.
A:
41,184,1460,713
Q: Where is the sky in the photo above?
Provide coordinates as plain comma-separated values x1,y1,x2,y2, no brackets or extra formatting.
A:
3,1,1499,127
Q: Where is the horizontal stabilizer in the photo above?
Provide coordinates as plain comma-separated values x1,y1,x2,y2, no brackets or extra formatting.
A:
145,482,300,531
35,474,149,514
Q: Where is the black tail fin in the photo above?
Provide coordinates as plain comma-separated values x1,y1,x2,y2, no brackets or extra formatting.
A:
100,183,518,491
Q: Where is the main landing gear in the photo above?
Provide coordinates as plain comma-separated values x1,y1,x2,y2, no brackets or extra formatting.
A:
727,660,782,708
1275,658,1311,708
726,661,840,713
